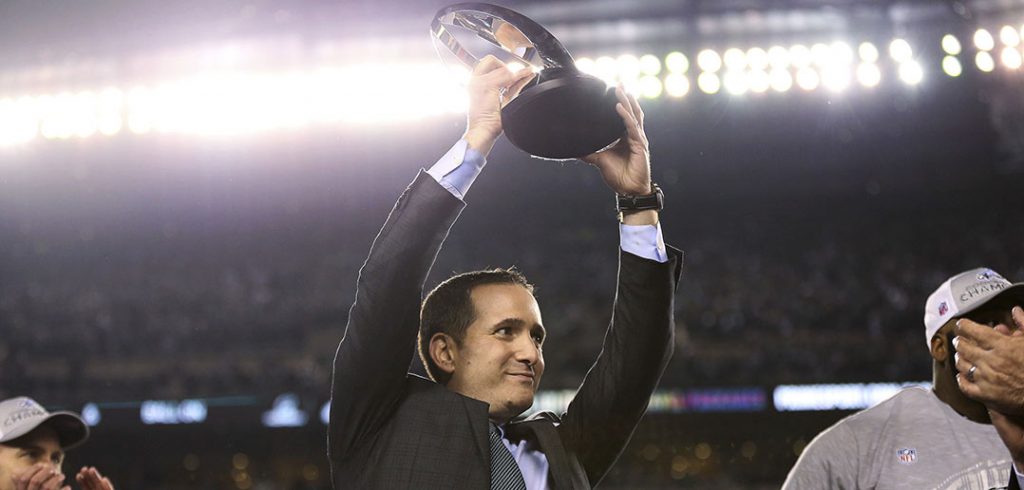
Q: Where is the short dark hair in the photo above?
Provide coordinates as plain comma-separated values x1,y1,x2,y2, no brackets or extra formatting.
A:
418,268,533,384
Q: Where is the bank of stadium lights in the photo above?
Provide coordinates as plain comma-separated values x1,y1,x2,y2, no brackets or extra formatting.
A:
963,23,1024,72
14,29,1024,147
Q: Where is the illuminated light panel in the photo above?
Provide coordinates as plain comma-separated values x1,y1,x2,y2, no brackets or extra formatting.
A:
769,68,793,92
1002,47,1023,69
697,49,722,72
747,47,769,70
1001,25,1021,47
856,63,881,87
975,29,995,51
697,72,721,94
942,56,963,77
821,65,851,92
723,48,747,71
898,61,924,85
795,67,819,91
768,46,789,68
639,54,661,75
637,75,663,99
789,44,812,68
748,70,770,93
723,71,748,95
858,42,879,63
665,52,689,73
773,382,928,412
941,35,962,56
976,51,996,72
664,73,690,97
889,39,913,63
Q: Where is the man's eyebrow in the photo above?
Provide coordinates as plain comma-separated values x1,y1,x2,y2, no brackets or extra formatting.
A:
494,318,526,328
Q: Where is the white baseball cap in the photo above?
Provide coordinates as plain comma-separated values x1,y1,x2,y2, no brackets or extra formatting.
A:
0,397,89,449
923,267,1024,348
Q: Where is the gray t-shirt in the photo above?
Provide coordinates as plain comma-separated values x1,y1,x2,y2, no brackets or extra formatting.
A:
783,387,1011,490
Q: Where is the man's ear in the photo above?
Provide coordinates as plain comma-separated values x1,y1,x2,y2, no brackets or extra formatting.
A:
930,324,953,363
430,333,458,375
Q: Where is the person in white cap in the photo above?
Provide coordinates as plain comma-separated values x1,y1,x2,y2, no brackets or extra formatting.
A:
0,397,113,490
782,267,1022,489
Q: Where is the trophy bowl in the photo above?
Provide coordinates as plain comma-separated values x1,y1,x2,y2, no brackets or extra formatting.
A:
431,3,624,160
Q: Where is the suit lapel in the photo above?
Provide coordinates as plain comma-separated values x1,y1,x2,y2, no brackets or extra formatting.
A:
461,397,491,468
507,417,589,489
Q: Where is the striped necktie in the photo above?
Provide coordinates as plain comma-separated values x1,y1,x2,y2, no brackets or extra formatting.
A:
489,423,527,490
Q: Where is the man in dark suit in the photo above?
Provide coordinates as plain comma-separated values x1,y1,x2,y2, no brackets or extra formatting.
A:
329,55,682,489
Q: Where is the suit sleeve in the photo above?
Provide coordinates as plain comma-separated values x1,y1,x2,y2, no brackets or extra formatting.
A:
557,246,683,486
781,422,861,490
328,171,465,463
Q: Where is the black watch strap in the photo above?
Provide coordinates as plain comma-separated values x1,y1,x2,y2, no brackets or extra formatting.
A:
616,183,664,217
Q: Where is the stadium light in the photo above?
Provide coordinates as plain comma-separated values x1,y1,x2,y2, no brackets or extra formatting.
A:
616,54,642,80
831,42,854,65
795,67,820,91
898,60,924,85
941,35,962,56
594,56,618,85
639,54,661,75
665,51,689,73
856,63,881,87
1001,47,1023,70
821,65,851,92
748,70,770,93
942,56,963,77
975,29,995,51
858,42,879,63
663,73,689,97
976,51,996,72
637,75,663,99
723,71,748,95
768,45,789,68
697,72,721,94
723,48,747,71
1001,25,1021,47
575,57,596,74
811,43,832,67
789,44,812,68
746,47,769,70
769,68,793,92
697,49,722,72
889,39,913,63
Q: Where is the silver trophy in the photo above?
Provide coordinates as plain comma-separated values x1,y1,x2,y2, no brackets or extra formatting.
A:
431,3,624,160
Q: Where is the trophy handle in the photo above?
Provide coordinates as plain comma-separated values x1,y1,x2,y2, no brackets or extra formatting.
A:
431,3,577,71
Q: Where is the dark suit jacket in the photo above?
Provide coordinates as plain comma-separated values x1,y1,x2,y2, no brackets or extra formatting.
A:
329,171,682,489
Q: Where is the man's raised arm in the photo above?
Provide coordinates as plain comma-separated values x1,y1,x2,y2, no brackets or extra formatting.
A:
327,57,533,462
559,86,682,486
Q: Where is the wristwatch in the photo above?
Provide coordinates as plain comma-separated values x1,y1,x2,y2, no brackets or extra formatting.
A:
616,183,663,221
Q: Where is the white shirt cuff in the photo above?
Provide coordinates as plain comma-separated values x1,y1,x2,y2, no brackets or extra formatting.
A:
619,222,668,263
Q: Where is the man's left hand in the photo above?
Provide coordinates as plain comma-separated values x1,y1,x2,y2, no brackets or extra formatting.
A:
75,467,113,490
955,306,1024,415
581,85,652,197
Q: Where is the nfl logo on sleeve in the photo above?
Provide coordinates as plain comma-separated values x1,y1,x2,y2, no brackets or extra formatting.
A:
896,448,917,465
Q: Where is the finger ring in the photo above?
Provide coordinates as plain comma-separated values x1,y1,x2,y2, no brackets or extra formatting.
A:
967,365,977,382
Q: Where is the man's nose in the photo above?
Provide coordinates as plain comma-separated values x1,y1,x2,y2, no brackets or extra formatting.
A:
515,336,540,365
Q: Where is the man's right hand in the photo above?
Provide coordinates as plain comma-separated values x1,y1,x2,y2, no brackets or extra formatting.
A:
463,55,534,156
13,464,68,490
